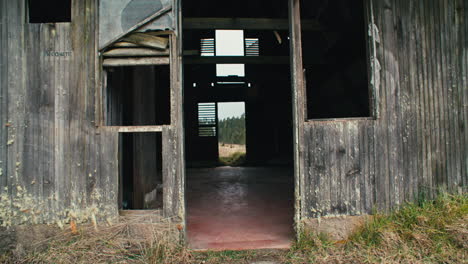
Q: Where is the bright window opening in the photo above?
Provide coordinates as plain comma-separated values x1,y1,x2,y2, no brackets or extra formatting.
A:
216,64,245,77
215,30,245,77
218,102,246,162
215,30,245,56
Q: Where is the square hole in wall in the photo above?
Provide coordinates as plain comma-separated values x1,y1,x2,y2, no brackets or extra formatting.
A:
119,132,163,210
301,0,371,119
105,65,171,126
28,0,71,23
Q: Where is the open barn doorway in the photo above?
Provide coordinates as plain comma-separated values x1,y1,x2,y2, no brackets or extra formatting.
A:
182,0,295,250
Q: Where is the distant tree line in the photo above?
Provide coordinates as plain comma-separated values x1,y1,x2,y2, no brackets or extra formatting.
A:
218,114,246,145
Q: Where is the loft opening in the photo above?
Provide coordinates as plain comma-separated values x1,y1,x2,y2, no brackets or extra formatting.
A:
119,132,163,210
301,0,371,119
104,65,171,126
28,0,71,23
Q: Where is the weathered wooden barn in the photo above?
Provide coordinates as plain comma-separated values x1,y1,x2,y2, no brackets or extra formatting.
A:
0,0,466,249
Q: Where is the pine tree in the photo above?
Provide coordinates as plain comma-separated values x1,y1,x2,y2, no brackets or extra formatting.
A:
218,114,246,145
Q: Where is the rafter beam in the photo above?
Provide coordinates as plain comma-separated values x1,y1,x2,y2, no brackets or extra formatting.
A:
184,56,290,64
183,18,323,31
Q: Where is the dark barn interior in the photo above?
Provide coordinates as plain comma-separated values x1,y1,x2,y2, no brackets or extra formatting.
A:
301,0,370,119
105,66,170,210
182,0,296,250
182,0,369,250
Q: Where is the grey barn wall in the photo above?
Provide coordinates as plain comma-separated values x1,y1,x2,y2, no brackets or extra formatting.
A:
302,0,467,218
0,0,466,227
0,0,119,226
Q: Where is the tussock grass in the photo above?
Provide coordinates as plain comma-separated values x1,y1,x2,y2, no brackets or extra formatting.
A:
1,215,190,264
288,193,468,264
1,193,466,264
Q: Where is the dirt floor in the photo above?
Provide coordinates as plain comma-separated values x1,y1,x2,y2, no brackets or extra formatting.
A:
186,167,294,250
218,144,246,158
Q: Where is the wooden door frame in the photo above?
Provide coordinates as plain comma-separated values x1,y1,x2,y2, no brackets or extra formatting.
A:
176,0,304,240
288,0,305,233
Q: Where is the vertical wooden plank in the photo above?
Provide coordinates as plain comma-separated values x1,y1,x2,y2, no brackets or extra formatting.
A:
416,0,430,197
98,130,119,219
305,125,319,217
349,123,361,215
431,0,445,190
425,0,437,197
84,1,96,211
414,1,427,199
0,0,9,196
6,0,27,223
364,122,376,213
406,0,420,202
326,125,336,216
372,0,391,211
161,0,186,231
24,23,41,223
459,0,468,189
388,0,402,208
395,0,408,203
54,20,72,221
454,0,465,190
162,126,183,219
440,0,454,191
289,0,306,229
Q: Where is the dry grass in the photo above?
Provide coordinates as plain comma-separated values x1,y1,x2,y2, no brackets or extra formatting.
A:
1,193,467,264
1,215,190,264
218,144,246,158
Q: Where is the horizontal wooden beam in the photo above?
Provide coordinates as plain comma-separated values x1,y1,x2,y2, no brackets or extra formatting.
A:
100,126,166,133
123,33,169,50
184,56,290,64
183,18,322,31
113,41,140,48
103,48,169,57
143,30,174,36
103,57,170,67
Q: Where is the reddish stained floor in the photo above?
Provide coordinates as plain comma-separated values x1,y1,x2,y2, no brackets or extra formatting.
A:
186,167,294,250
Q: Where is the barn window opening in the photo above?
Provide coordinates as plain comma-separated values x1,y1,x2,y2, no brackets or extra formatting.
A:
245,38,260,56
119,132,163,210
200,38,215,56
198,102,217,137
301,0,371,119
104,65,171,126
28,0,71,23
216,30,245,77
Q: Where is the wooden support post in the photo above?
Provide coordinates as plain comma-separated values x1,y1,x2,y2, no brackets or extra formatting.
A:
289,0,306,233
